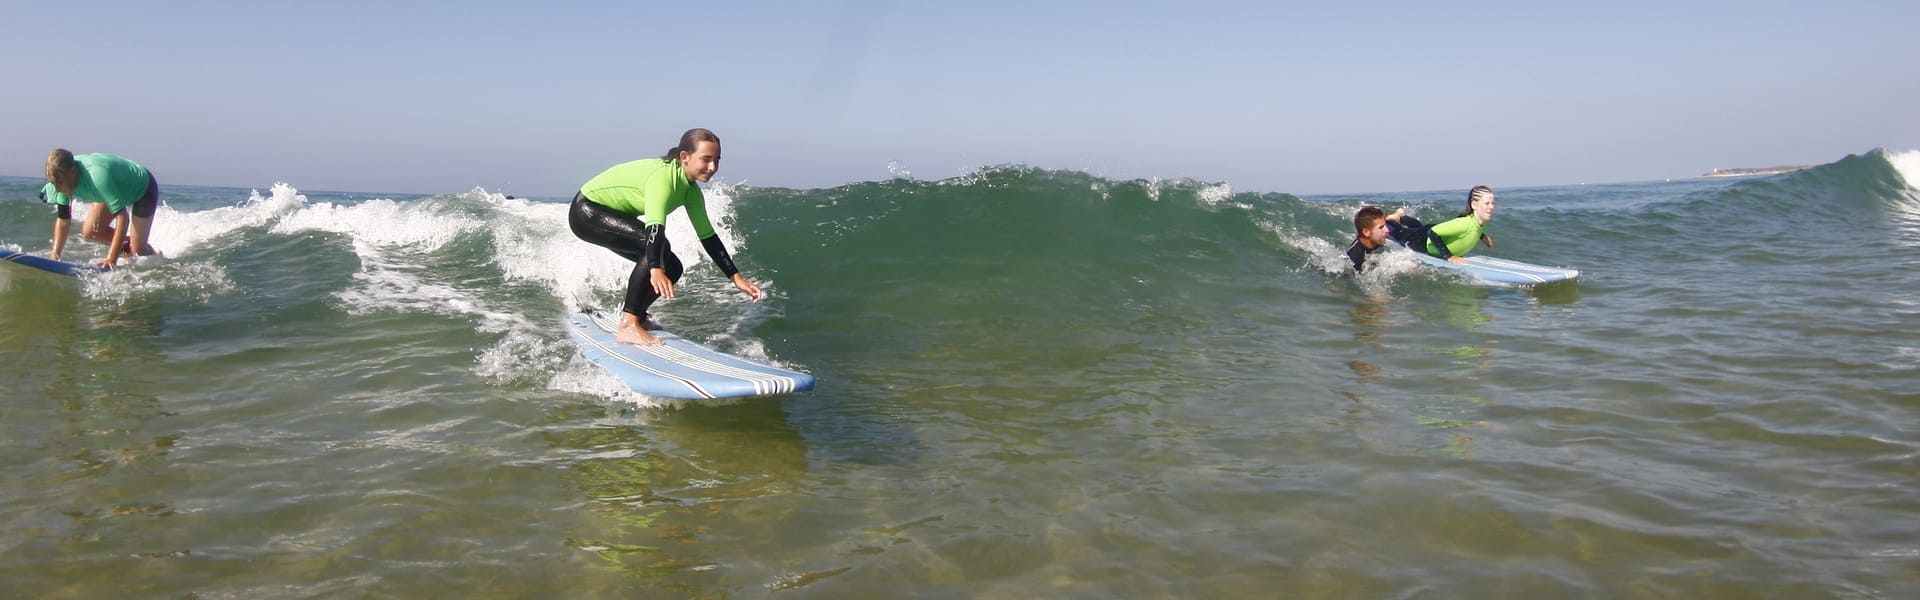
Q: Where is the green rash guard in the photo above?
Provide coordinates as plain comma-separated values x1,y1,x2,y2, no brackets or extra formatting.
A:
579,158,719,238
1425,215,1486,258
43,153,150,214
41,183,65,206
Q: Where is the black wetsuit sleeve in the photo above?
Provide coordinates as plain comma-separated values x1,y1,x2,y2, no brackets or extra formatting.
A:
54,204,71,220
1425,230,1453,259
644,225,669,270
700,235,740,278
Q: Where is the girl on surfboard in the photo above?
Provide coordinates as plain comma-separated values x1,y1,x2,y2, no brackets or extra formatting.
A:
1387,185,1497,264
568,128,763,346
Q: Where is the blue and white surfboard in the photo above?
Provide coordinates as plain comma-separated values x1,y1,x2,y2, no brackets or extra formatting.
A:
1390,242,1579,285
566,311,815,400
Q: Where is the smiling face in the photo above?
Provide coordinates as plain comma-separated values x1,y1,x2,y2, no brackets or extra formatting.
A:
1472,192,1495,222
679,140,721,183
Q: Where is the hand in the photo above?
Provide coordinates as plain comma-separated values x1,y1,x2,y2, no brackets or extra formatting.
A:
1447,256,1468,264
95,257,118,270
1482,235,1494,248
732,274,763,302
649,268,675,299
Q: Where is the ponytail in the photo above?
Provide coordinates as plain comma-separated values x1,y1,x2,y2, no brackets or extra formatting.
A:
660,128,721,162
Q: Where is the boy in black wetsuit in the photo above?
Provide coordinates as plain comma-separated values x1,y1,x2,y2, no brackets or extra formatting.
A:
1346,206,1394,272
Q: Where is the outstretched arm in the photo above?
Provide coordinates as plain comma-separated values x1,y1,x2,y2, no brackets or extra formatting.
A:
699,235,760,302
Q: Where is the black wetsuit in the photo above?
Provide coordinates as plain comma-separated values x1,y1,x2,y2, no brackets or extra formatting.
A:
570,193,688,317
1346,237,1385,272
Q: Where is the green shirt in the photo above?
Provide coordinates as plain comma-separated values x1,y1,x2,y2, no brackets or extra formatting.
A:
41,183,64,206
1426,215,1486,258
579,158,718,238
44,153,150,214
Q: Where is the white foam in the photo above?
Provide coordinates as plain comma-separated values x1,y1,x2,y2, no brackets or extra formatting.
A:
82,261,237,306
149,183,308,257
1887,149,1920,192
1197,181,1234,206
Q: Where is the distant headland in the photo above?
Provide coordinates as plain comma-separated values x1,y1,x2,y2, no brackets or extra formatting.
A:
1699,166,1808,178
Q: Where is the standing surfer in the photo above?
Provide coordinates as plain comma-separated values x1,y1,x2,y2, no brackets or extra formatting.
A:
568,128,763,346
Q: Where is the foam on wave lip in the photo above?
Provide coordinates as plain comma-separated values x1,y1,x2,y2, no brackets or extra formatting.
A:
1888,149,1920,192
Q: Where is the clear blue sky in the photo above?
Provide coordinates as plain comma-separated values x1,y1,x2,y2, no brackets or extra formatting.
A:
7,1,1917,195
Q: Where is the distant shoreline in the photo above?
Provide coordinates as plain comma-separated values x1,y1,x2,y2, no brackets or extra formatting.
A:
1699,166,1808,178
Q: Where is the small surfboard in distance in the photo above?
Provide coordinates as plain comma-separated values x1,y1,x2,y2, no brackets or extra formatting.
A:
1392,242,1579,285
566,310,815,400
0,249,105,277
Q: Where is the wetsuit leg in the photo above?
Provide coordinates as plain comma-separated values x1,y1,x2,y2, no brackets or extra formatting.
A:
568,193,684,316
1386,216,1428,251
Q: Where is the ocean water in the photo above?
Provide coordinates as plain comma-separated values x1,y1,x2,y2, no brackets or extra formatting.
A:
1,149,1916,597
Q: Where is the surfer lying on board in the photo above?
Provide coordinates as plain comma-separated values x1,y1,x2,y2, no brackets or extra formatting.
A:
43,149,163,268
569,128,763,346
1386,185,1496,264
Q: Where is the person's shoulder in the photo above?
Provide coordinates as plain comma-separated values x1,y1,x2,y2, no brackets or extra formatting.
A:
1344,239,1369,264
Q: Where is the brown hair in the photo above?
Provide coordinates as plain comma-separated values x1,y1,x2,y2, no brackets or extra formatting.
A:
661,128,721,161
46,148,79,193
1354,205,1385,236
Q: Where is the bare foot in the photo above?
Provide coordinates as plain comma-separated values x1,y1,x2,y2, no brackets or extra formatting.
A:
616,323,664,346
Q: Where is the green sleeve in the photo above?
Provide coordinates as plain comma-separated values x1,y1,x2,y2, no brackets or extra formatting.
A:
640,162,678,227
1427,216,1484,257
683,186,718,239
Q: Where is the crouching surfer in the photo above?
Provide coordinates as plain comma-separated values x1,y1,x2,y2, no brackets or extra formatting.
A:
43,149,164,268
568,128,763,346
